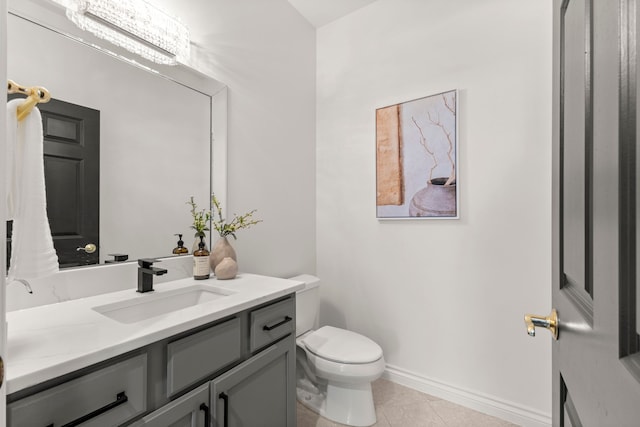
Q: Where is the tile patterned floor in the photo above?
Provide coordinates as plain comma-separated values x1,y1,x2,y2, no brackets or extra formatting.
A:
296,378,519,427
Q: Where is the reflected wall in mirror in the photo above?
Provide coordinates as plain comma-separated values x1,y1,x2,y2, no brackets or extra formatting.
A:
6,1,226,268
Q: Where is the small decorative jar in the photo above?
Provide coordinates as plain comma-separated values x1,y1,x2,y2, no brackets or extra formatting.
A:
215,257,238,280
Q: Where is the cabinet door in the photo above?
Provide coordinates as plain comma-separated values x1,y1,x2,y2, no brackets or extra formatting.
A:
132,383,210,427
210,337,295,427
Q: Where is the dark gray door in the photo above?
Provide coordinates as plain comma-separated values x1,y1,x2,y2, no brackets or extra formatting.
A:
39,99,100,267
543,0,640,425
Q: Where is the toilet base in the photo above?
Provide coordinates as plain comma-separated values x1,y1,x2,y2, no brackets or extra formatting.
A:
297,380,377,427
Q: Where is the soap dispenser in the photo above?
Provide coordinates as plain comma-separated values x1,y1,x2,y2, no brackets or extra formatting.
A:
173,234,188,255
193,235,210,280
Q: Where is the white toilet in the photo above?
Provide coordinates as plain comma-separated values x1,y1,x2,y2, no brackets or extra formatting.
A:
291,274,385,427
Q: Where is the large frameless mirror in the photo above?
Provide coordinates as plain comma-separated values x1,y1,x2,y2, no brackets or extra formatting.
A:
6,0,227,269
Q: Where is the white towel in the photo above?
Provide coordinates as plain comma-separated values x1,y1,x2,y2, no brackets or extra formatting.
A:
6,99,59,284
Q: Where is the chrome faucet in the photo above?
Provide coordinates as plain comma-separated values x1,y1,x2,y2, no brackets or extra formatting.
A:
137,258,168,293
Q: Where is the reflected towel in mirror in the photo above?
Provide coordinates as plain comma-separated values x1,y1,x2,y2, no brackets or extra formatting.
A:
5,99,59,285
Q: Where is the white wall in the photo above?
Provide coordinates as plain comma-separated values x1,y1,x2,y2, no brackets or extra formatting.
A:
1,0,554,423
316,1,552,425
156,0,318,278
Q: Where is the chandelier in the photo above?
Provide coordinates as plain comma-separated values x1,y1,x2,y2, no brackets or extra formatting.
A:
50,0,190,65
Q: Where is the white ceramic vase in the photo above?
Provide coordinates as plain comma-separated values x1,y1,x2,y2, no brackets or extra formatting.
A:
210,236,237,270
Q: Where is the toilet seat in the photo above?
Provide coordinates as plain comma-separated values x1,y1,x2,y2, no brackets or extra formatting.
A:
302,326,383,364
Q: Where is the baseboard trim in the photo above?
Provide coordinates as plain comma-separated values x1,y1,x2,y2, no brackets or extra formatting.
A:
383,365,551,427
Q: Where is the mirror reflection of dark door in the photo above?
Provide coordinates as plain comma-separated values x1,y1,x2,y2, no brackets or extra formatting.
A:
6,96,100,268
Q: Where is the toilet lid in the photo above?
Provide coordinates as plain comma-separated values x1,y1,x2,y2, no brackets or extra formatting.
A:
302,326,383,364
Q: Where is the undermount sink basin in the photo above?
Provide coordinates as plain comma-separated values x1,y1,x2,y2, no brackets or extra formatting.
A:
92,285,233,324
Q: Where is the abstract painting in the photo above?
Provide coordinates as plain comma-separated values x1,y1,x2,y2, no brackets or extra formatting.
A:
376,89,458,219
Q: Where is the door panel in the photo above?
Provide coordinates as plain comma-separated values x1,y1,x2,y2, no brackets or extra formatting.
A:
561,0,592,299
551,0,640,425
44,156,82,235
561,379,584,427
620,0,640,379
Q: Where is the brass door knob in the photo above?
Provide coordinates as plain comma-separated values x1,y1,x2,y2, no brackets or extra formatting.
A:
524,309,558,340
77,243,97,254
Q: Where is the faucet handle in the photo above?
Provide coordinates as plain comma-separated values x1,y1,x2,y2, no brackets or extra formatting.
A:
138,258,161,268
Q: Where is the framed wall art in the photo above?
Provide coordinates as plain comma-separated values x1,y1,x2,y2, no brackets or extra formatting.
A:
376,89,458,219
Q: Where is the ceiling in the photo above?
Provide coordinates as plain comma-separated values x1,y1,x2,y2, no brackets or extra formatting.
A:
286,0,377,28
148,0,377,43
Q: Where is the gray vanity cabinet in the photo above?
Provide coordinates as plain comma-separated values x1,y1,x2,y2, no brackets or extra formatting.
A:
132,383,209,427
6,293,296,427
211,337,295,427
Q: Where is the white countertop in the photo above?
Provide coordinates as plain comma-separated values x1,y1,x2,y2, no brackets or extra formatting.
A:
6,273,304,394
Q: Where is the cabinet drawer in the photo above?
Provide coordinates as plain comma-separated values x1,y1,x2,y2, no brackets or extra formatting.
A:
167,316,241,397
250,297,295,352
8,354,147,427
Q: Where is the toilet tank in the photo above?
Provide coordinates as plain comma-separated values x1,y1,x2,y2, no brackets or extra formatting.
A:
289,274,320,337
